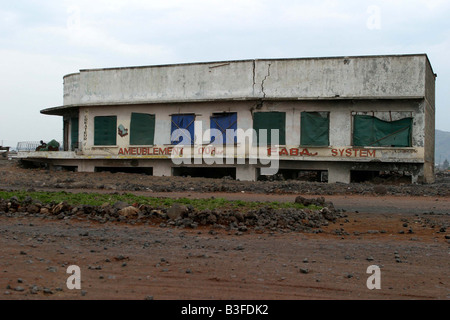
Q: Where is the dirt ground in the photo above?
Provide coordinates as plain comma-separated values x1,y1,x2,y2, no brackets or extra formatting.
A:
0,159,449,300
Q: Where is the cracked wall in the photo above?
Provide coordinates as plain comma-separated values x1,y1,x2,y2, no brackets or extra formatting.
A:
60,55,429,107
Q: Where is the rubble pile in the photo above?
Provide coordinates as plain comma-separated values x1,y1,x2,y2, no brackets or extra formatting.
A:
1,160,449,197
0,196,342,233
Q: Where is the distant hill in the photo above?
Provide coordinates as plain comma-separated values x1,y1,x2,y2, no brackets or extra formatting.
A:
436,129,450,168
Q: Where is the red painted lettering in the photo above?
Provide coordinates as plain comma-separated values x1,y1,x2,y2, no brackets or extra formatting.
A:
300,148,309,156
279,147,289,156
290,148,299,156
345,149,352,157
203,147,214,155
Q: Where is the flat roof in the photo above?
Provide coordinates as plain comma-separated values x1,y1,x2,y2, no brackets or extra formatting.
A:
67,53,433,76
43,54,434,116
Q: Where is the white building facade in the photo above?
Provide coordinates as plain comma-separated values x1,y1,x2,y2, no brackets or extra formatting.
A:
19,54,436,183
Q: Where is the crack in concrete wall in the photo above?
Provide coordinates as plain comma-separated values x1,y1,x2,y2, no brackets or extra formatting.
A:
260,63,271,98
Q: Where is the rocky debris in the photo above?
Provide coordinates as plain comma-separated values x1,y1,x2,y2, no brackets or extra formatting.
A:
299,268,309,274
30,285,39,294
373,185,387,195
47,266,57,273
0,195,342,233
167,199,341,232
113,201,130,211
114,255,130,261
52,202,70,215
43,288,53,294
167,203,189,220
2,161,450,197
295,195,324,206
118,206,139,218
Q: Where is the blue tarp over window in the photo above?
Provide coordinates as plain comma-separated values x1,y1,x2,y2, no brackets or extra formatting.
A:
171,114,195,145
210,113,237,144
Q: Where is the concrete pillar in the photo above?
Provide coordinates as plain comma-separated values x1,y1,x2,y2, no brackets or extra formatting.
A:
328,163,351,184
236,165,257,181
329,110,352,146
78,160,95,172
422,162,435,184
153,161,172,177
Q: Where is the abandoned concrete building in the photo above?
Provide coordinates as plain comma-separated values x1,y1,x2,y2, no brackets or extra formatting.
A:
18,54,436,183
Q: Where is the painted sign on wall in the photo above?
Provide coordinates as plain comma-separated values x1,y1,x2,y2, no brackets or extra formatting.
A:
117,146,377,158
331,148,376,158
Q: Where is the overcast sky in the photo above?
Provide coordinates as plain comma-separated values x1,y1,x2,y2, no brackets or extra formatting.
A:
1,0,449,149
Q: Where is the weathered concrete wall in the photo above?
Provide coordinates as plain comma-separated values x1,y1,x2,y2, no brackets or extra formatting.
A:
236,164,258,181
35,54,436,183
59,55,428,108
78,101,255,151
254,55,426,100
327,163,352,184
76,99,424,153
424,57,436,109
423,58,436,183
63,73,81,106
424,99,435,182
264,99,423,147
66,61,255,106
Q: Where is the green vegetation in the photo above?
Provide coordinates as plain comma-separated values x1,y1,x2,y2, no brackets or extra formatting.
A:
0,190,321,212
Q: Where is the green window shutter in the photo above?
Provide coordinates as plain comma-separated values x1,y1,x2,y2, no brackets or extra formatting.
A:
353,115,412,147
253,112,286,145
94,116,117,146
70,117,79,150
130,113,155,145
300,112,329,146
70,118,78,150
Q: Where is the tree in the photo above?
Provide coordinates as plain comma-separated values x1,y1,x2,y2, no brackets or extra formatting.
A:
444,159,449,170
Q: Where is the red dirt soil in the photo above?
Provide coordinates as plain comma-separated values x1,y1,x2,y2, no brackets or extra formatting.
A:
0,160,449,300
0,195,448,300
